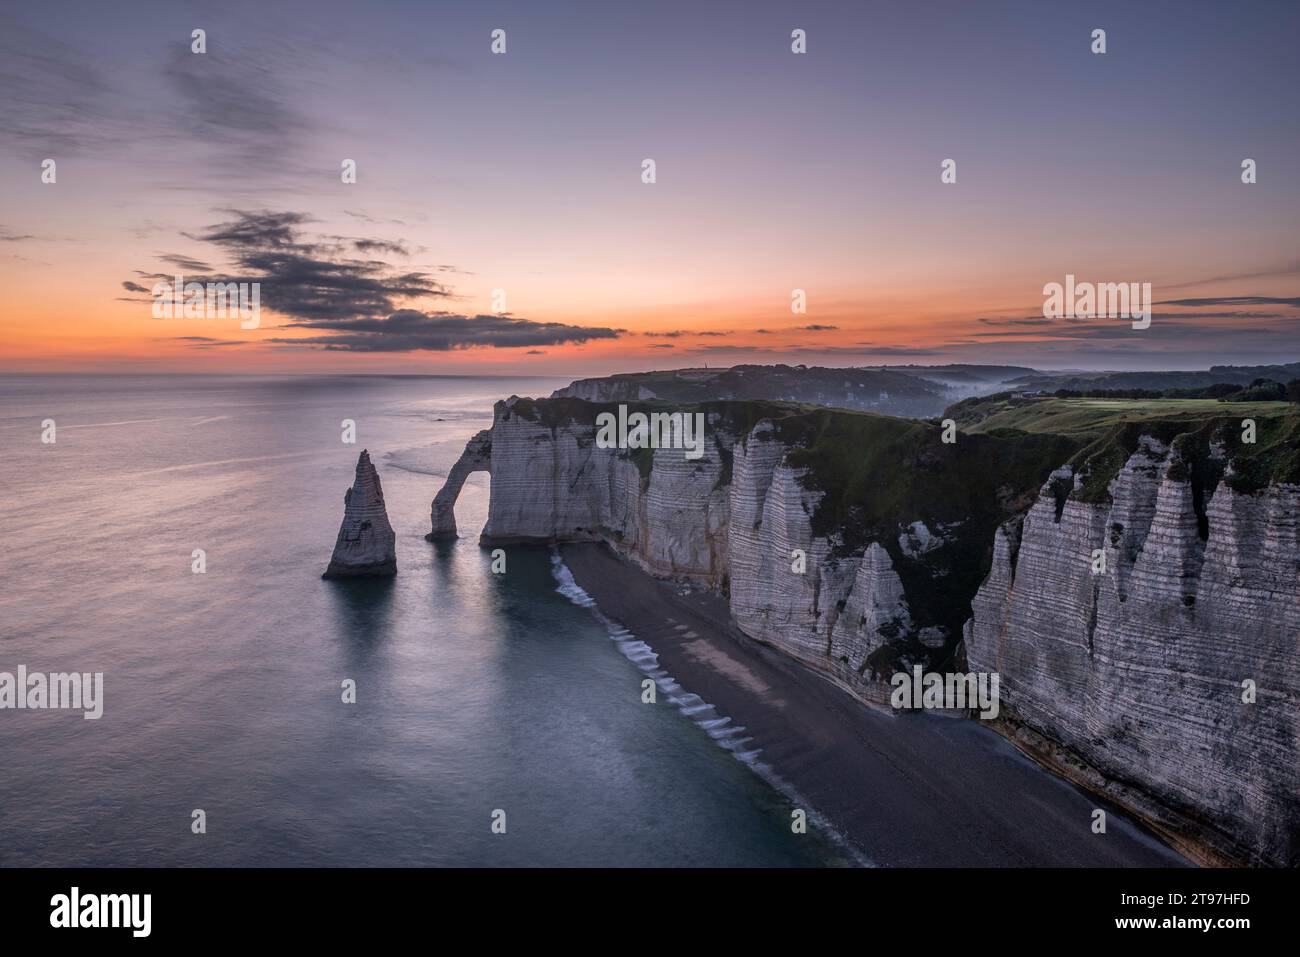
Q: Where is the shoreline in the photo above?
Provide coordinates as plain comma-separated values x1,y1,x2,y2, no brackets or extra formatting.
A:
559,541,1188,867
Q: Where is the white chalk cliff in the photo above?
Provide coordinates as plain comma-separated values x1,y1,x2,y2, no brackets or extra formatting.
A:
432,397,1300,864
324,449,397,578
964,441,1300,866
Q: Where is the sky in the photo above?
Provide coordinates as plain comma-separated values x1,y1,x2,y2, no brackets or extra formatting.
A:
1,0,1297,375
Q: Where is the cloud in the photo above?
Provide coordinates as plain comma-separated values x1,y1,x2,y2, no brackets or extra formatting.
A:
159,45,316,179
977,316,1054,326
1155,296,1300,308
130,209,449,322
344,211,408,227
159,254,213,272
125,209,625,352
643,330,728,338
273,310,622,353
802,345,942,356
750,325,834,335
353,238,410,257
968,316,1300,342
0,19,120,154
0,21,318,185
1160,262,1300,290
170,336,246,348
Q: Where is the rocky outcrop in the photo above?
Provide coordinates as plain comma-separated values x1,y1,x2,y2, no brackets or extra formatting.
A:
724,444,916,703
323,450,396,578
965,443,1300,866
432,397,732,583
428,429,491,541
431,396,1300,864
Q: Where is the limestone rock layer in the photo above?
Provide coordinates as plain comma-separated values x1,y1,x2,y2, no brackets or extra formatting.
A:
965,445,1300,866
324,449,397,578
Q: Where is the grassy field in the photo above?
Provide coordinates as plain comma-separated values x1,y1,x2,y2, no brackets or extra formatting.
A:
946,396,1298,501
959,396,1293,436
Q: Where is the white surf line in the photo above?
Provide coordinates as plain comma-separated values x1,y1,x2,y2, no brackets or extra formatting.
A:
550,549,874,867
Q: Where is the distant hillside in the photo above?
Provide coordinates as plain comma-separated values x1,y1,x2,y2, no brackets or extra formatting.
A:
553,364,951,416
864,363,1038,392
1007,361,1300,393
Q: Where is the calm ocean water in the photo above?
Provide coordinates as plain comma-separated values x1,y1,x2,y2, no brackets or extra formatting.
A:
0,375,844,866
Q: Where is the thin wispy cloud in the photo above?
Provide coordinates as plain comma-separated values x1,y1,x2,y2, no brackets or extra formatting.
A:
1155,296,1300,308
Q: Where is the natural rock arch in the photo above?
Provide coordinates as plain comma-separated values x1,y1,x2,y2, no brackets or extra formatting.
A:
427,429,491,540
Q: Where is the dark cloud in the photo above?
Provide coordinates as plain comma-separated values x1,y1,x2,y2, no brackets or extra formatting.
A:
1155,296,1300,308
125,209,624,352
643,329,727,338
353,238,410,257
977,316,1054,326
158,254,213,272
650,343,675,349
273,310,622,353
344,211,409,227
749,325,836,335
131,209,448,322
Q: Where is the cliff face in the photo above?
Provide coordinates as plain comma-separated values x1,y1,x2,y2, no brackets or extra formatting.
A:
324,449,397,578
450,398,733,583
432,396,1074,688
432,396,1300,865
725,430,917,702
965,440,1300,866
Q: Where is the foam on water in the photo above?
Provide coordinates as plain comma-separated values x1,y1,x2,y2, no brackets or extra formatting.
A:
550,550,874,867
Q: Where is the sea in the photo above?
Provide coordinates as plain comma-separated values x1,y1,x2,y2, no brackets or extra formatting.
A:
0,374,847,866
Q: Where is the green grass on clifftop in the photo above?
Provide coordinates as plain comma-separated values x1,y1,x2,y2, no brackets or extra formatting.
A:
951,396,1300,500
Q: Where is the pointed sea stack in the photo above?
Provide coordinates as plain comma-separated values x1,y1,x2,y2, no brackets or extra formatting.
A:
323,449,397,578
